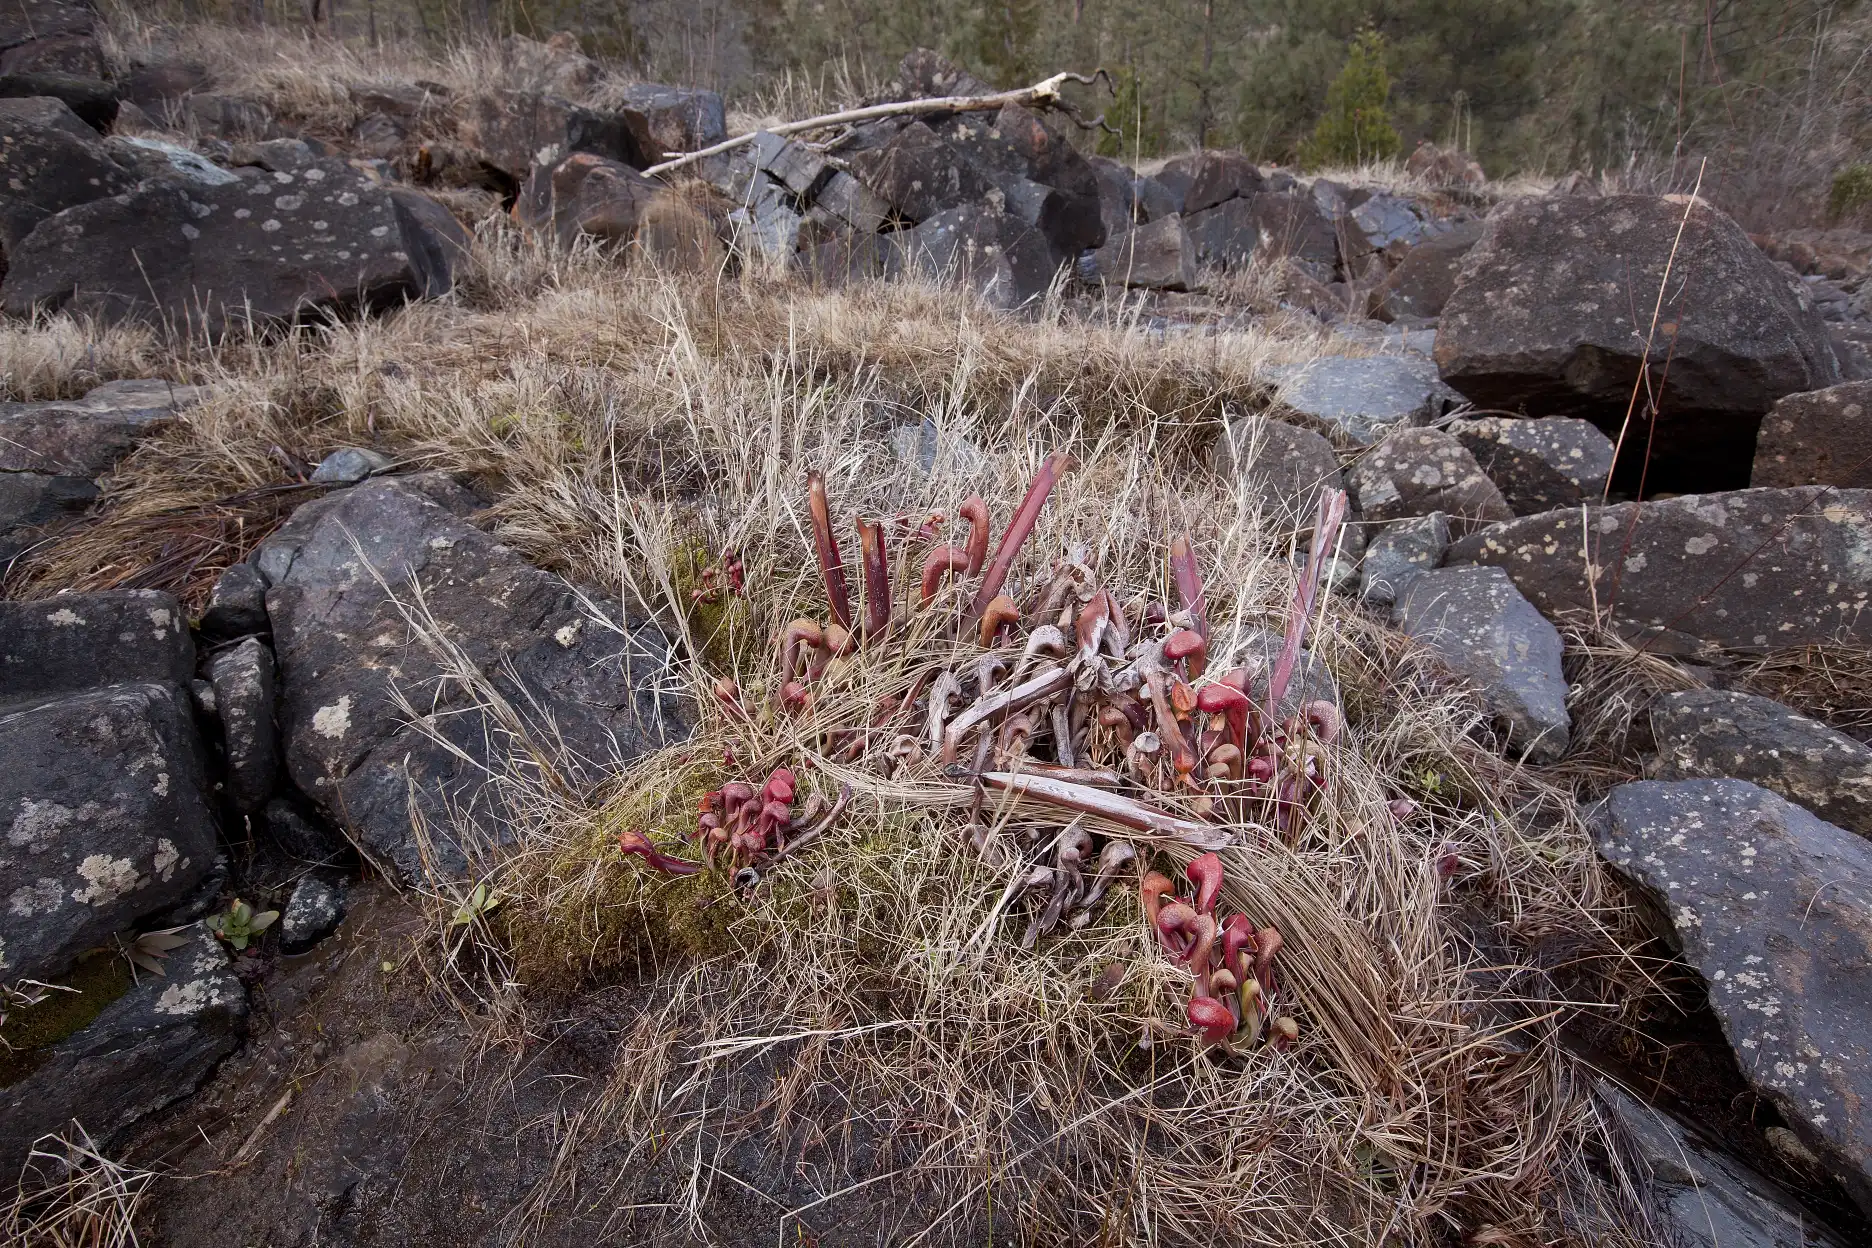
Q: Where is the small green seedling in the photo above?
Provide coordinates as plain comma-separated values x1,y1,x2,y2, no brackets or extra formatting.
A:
449,881,501,928
125,926,193,977
206,899,279,951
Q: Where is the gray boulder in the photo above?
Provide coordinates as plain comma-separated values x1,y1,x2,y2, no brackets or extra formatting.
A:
1370,219,1484,320
1262,353,1460,445
309,445,393,485
1445,488,1872,652
1394,565,1571,763
1751,380,1872,489
257,474,689,882
1436,194,1839,491
279,875,343,953
0,470,92,563
105,134,242,188
898,202,1060,310
1594,779,1872,1216
199,562,268,640
0,922,244,1173
515,150,661,249
1448,414,1617,513
207,637,278,814
0,378,203,476
1361,512,1449,607
1186,191,1337,273
936,102,1105,256
3,158,465,332
1652,689,1872,839
1087,213,1195,291
1348,427,1514,528
846,120,987,224
0,91,90,137
0,589,193,699
1345,191,1444,258
0,682,215,982
0,89,129,249
0,1,100,80
1598,1083,1852,1248
614,84,726,157
1155,149,1263,214
1210,415,1344,528
459,89,657,179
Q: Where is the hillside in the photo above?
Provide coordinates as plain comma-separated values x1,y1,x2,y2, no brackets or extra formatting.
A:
3,5,1872,1248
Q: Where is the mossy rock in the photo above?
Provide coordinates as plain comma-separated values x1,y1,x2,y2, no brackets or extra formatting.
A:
0,948,133,1087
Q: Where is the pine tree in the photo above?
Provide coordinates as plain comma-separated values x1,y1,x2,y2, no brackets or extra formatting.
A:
1097,65,1157,158
1300,28,1401,168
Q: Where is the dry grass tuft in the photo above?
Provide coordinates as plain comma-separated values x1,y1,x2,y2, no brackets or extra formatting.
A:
1734,645,1872,745
2,1127,155,1248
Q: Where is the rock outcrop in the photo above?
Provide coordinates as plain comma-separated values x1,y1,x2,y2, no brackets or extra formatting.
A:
1751,380,1872,489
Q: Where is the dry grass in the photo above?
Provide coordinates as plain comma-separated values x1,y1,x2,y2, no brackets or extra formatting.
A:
2,1128,155,1248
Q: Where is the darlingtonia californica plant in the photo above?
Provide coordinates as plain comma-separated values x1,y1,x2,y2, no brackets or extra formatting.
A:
1143,852,1295,1051
622,454,1351,1049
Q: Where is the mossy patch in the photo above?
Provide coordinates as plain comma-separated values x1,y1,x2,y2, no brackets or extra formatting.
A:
669,538,755,673
0,949,133,1087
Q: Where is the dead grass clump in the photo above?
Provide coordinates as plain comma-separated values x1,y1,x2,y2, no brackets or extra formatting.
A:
1550,616,1711,793
1733,644,1872,744
0,314,162,402
2,1127,154,1248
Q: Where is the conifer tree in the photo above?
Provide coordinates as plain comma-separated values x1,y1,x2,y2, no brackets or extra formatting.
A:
1300,27,1400,168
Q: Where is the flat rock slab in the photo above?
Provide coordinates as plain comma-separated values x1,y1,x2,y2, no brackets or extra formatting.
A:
1261,354,1459,445
1394,565,1571,762
0,682,215,982
1210,415,1344,528
0,588,194,699
1448,414,1617,513
0,378,204,476
1445,487,1872,652
259,473,689,883
1653,689,1872,838
1752,380,1872,489
1347,427,1513,529
0,922,244,1172
1594,779,1872,1216
1436,194,1838,492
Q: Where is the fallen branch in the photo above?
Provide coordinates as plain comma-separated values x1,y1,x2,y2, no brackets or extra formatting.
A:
646,71,1106,177
979,771,1232,850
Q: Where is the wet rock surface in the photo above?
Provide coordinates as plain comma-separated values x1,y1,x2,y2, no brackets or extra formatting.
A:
0,682,214,983
258,473,689,882
1652,689,1872,838
1436,194,1839,492
1594,779,1872,1216
1445,488,1872,652
1394,565,1571,762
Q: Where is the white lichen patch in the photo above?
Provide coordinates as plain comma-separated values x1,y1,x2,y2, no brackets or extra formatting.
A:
312,695,353,739
72,853,145,905
45,607,84,625
154,838,181,882
9,876,63,916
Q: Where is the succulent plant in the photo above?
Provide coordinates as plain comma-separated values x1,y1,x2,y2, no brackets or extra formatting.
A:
205,899,278,952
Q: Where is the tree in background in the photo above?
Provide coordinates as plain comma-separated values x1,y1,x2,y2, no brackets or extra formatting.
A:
1299,27,1399,167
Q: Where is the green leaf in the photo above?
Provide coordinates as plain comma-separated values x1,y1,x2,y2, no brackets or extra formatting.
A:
248,910,280,934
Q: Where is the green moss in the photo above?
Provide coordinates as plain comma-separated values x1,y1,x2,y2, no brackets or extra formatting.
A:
0,950,133,1087
1830,165,1872,222
668,538,754,673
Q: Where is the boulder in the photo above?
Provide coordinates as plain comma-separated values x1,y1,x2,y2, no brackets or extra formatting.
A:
0,96,132,249
1444,488,1872,652
1361,512,1449,607
1186,191,1337,273
1597,1083,1852,1248
1086,213,1194,290
3,160,465,332
264,797,348,864
1371,219,1483,320
846,120,987,224
811,170,889,235
515,150,661,249
460,90,657,182
257,474,689,882
105,134,243,188
1394,565,1571,762
0,682,215,983
1132,173,1180,224
181,92,275,140
1261,353,1459,445
119,60,213,115
387,188,471,299
1347,427,1514,528
0,0,100,80
0,922,244,1173
1447,414,1617,513
1652,689,1872,839
0,90,87,136
279,875,343,953
199,562,269,640
0,70,112,128
1435,194,1840,492
749,128,828,197
0,378,203,477
729,177,802,260
613,84,726,157
1210,415,1344,526
1156,149,1263,215
892,47,995,100
0,470,92,563
938,102,1105,254
1345,192,1444,259
898,202,1059,310
1751,381,1872,489
0,589,193,699
1593,779,1872,1216
1086,154,1136,241
207,637,278,814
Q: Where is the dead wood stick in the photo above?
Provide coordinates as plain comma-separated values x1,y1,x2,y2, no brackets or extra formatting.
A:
645,71,1104,177
978,772,1231,850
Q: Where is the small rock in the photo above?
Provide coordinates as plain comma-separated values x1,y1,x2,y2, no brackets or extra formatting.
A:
1347,427,1514,528
0,588,193,699
0,682,215,983
1652,689,1872,839
1751,380,1872,489
1593,779,1872,1218
0,378,203,478
1211,415,1345,527
613,83,726,157
1448,414,1617,513
1361,512,1450,607
207,637,278,814
200,561,269,639
263,797,349,864
309,446,394,485
1262,354,1460,445
1445,488,1872,652
0,921,245,1173
279,876,344,954
1394,565,1571,763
